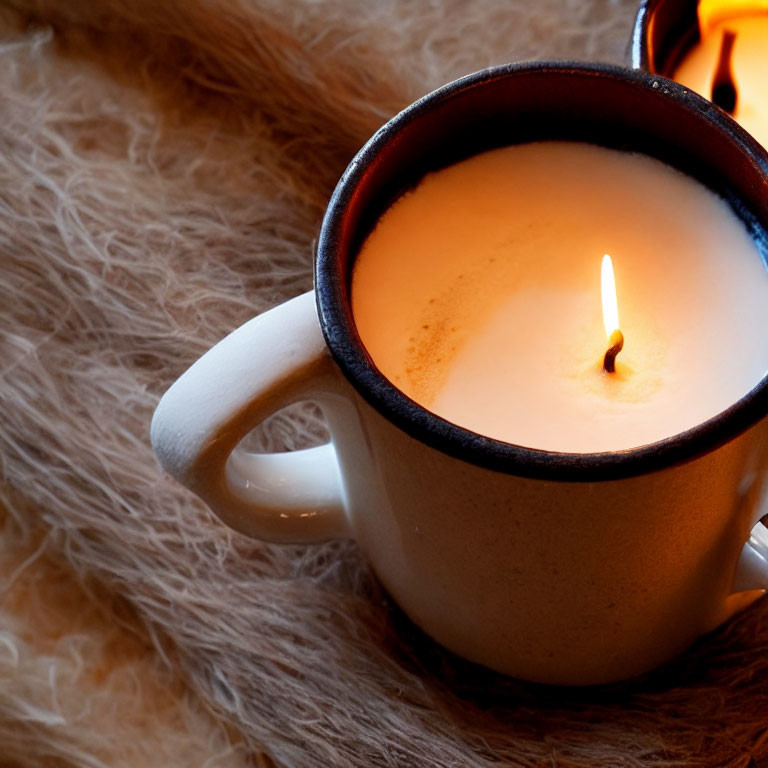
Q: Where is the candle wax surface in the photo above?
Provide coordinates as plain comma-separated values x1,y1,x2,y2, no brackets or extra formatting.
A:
674,15,768,148
351,142,768,453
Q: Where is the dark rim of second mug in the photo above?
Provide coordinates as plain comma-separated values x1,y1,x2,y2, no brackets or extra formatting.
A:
632,0,651,70
314,61,768,482
630,0,699,74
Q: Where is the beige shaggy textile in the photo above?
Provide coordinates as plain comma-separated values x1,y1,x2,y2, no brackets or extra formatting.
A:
3,1,768,766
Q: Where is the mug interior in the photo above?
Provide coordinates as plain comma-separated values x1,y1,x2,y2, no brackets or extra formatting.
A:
315,62,768,481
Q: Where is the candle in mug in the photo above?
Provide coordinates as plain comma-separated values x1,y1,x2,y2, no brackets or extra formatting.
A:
351,141,768,453
673,1,768,146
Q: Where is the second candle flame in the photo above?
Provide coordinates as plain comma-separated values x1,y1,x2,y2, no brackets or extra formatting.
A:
698,0,768,35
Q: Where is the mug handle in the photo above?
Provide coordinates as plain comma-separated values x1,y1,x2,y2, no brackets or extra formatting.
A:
734,512,768,592
150,290,352,544
733,480,768,592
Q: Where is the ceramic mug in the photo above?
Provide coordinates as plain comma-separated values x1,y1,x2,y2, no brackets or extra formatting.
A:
152,62,768,686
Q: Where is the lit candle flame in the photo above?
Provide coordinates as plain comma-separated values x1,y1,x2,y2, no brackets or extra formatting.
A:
601,254,619,339
698,0,768,35
601,254,624,373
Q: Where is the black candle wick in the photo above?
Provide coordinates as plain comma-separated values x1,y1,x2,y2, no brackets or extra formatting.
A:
711,29,738,114
603,329,624,374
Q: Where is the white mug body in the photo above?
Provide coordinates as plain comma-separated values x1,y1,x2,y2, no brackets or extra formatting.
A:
331,383,768,684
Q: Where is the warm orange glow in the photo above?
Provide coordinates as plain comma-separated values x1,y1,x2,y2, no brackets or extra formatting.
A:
698,0,768,34
601,254,620,339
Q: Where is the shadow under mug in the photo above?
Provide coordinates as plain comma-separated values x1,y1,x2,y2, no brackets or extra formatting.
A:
152,62,768,686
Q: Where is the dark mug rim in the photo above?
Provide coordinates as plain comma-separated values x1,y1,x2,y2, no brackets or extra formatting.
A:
314,61,768,482
631,0,651,70
631,0,662,71
630,0,700,74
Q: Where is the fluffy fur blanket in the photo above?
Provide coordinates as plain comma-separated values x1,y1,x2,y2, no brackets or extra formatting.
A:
3,1,768,766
